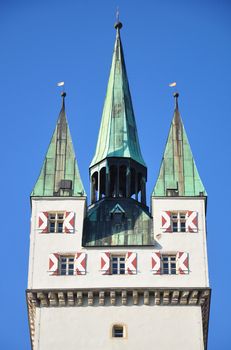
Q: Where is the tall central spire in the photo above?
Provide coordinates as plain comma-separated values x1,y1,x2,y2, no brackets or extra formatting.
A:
89,21,147,205
90,21,146,168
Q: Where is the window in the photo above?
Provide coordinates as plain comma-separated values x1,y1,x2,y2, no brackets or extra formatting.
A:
112,325,125,338
162,255,176,275
59,256,74,275
171,212,186,232
48,212,64,233
111,255,125,275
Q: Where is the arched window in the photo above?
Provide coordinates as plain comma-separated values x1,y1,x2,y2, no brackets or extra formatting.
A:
91,171,98,203
119,165,126,197
99,167,106,198
130,167,136,198
137,172,143,201
109,165,117,197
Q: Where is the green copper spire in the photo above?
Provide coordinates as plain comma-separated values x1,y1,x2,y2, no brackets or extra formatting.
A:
90,21,146,168
153,93,206,197
31,92,85,197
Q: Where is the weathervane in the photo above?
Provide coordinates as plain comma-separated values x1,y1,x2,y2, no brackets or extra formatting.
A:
169,81,178,97
57,81,65,95
116,7,119,22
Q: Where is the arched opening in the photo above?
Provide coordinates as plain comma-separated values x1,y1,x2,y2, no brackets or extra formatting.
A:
91,171,98,203
137,172,143,202
90,161,146,204
109,165,117,197
99,167,106,199
119,165,126,197
130,168,136,199
141,175,146,205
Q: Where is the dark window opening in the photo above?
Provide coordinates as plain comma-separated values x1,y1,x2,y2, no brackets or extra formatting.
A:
113,325,124,338
119,165,126,197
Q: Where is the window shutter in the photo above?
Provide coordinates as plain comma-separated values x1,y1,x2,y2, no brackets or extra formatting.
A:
63,211,75,233
186,211,198,232
38,212,48,233
125,252,137,274
151,252,161,274
48,253,59,275
100,252,110,275
161,211,172,232
74,253,86,275
177,252,189,274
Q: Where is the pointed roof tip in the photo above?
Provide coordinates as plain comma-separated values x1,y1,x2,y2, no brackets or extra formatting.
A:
60,91,66,110
173,91,179,110
90,15,146,169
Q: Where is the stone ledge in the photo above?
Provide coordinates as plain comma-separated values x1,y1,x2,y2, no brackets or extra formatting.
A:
26,288,210,350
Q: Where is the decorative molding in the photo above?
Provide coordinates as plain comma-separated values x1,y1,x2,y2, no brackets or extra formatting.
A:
27,288,210,350
121,290,127,305
133,290,138,305
144,290,149,305
27,292,37,350
88,291,94,306
171,290,179,304
76,291,83,306
67,292,74,306
154,291,160,305
99,291,105,306
110,290,116,305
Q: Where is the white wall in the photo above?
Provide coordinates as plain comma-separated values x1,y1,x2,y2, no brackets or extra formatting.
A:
28,197,209,290
152,197,209,287
28,197,86,289
34,305,204,350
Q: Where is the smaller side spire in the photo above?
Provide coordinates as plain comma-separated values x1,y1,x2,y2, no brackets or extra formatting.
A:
153,93,206,197
31,92,85,197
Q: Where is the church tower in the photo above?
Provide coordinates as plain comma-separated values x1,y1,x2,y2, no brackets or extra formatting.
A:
27,22,210,350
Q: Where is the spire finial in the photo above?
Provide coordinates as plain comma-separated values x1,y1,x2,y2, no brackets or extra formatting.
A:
116,7,119,22
173,92,179,110
114,7,122,30
57,81,66,108
61,91,66,109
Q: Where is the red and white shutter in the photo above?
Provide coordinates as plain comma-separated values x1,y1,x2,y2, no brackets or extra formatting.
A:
186,211,198,232
74,253,86,275
125,252,137,274
161,211,172,232
100,252,110,275
177,252,189,274
63,212,75,233
38,212,48,233
151,252,161,274
48,253,59,275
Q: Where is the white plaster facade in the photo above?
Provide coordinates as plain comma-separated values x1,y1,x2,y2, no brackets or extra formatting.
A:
34,305,204,350
27,195,210,350
28,197,86,289
28,197,209,290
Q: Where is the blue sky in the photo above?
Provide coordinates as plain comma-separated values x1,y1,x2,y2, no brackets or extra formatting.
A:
1,0,230,348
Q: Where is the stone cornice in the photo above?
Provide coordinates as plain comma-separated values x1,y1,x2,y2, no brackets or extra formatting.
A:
27,287,210,350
